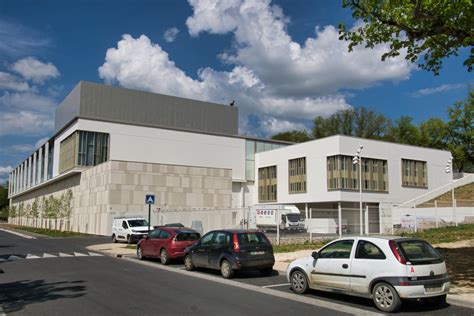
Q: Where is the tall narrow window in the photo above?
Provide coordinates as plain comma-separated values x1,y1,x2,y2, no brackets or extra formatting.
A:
258,165,277,202
289,157,306,194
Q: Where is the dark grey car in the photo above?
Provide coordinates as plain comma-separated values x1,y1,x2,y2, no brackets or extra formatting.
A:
184,229,275,278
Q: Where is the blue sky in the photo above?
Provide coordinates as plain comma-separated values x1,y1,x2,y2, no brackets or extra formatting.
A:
0,0,472,182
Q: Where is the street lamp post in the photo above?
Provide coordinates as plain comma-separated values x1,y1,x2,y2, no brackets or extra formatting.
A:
353,145,364,236
446,157,457,226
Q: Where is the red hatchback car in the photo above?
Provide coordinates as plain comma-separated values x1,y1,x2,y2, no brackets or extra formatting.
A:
137,227,200,264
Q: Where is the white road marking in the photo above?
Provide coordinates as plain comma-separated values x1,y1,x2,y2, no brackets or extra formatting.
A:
59,252,73,257
74,252,88,257
7,255,23,261
0,258,7,262
124,257,382,316
88,252,104,257
42,253,57,258
0,305,6,316
0,228,36,239
262,283,290,288
25,254,41,259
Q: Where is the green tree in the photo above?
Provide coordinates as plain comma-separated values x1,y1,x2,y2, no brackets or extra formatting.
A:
18,202,24,226
25,203,32,226
60,189,74,231
339,0,474,74
419,118,448,149
31,198,39,228
271,130,311,143
0,183,8,210
446,87,474,172
312,107,391,139
388,116,421,145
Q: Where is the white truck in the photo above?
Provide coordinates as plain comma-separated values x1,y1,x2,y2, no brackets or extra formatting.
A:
249,204,305,232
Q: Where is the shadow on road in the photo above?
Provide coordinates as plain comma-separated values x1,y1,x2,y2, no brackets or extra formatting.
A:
0,279,86,313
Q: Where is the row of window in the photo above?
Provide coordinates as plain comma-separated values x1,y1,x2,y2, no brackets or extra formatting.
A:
257,156,428,203
59,131,109,174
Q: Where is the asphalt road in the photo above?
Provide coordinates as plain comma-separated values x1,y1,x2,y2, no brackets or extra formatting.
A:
0,229,473,316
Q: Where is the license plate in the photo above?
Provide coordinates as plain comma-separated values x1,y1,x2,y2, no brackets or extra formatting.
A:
425,286,442,293
250,251,265,255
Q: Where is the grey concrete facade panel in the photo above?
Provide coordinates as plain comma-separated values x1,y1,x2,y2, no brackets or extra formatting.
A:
55,83,82,132
55,81,238,135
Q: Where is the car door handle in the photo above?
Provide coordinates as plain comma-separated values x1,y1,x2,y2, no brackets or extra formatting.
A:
342,264,349,269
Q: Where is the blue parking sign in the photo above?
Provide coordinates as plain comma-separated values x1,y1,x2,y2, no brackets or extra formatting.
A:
145,194,155,204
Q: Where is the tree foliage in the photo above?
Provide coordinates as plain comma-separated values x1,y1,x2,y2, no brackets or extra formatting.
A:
272,88,473,172
339,0,474,74
271,130,311,143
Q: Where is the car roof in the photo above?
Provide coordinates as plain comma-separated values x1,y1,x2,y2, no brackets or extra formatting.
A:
335,236,425,242
155,226,196,232
207,229,261,233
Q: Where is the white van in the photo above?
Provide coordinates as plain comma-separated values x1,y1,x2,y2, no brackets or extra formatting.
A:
112,217,150,244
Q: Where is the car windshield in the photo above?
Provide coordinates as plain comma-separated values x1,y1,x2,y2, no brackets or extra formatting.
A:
128,219,148,227
286,214,300,222
237,232,270,245
398,240,443,264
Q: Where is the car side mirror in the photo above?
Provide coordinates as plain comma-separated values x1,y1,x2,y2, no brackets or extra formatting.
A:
311,251,319,260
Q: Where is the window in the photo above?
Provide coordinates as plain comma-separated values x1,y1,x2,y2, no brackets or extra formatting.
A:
158,230,171,239
327,155,388,192
258,165,277,202
59,130,109,174
200,232,214,245
212,232,228,247
398,240,443,265
149,230,161,239
176,232,200,241
122,221,128,229
401,159,427,188
355,240,386,260
319,240,354,259
128,219,148,227
289,157,306,194
237,232,269,245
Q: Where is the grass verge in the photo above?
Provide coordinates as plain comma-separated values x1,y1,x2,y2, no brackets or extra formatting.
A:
400,223,474,244
273,240,333,253
0,224,92,238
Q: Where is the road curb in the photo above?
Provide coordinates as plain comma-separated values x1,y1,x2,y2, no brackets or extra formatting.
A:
447,295,474,309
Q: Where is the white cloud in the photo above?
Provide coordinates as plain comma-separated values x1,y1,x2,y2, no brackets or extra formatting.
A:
163,27,180,42
0,19,50,57
187,0,413,98
12,57,59,84
3,144,34,154
0,91,56,113
99,0,415,136
0,72,30,91
0,165,13,175
0,111,54,136
412,83,466,97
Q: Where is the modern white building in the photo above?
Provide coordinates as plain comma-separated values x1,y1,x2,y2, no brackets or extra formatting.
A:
7,81,453,236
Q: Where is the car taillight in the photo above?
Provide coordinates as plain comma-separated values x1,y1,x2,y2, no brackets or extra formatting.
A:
389,240,406,264
233,233,240,253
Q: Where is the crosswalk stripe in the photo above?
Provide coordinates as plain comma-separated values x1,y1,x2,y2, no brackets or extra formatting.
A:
42,253,57,258
88,252,104,257
8,255,23,261
74,252,88,257
59,252,73,257
26,254,41,259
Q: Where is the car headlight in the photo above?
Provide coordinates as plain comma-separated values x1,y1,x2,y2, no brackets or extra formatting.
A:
131,230,138,233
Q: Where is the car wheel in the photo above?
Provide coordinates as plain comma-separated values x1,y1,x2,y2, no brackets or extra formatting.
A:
290,270,309,294
184,255,195,271
220,260,234,279
137,246,145,260
260,267,273,277
372,282,401,313
160,249,170,265
126,235,132,244
112,234,117,243
425,294,447,307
